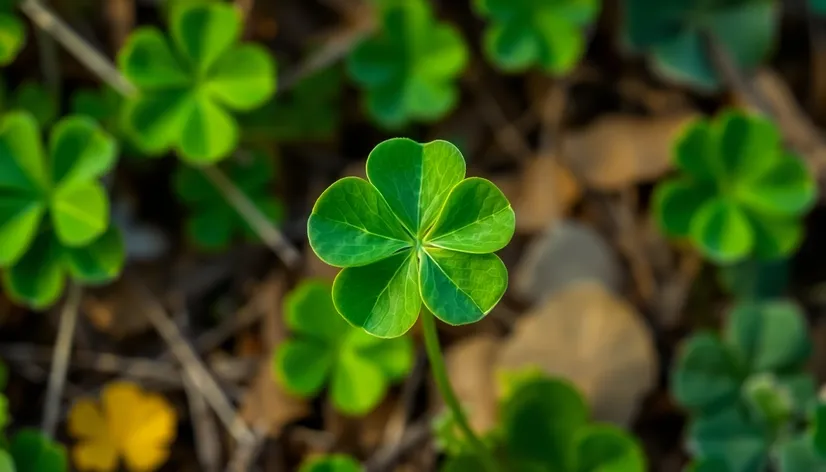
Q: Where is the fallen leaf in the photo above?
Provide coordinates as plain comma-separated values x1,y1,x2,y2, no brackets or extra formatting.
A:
68,381,177,472
496,281,657,426
82,279,154,339
562,113,697,191
442,334,500,434
511,154,581,234
514,220,623,305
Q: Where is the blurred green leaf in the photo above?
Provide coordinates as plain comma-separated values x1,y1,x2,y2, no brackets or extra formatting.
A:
174,150,283,250
0,0,25,67
717,258,789,301
653,110,815,264
118,2,276,163
725,300,810,373
9,429,67,472
298,454,363,472
623,0,777,90
346,0,468,128
9,82,57,128
689,407,769,472
273,280,414,415
0,112,123,309
473,0,599,75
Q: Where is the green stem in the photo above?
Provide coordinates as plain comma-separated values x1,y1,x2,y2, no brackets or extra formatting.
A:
421,310,498,472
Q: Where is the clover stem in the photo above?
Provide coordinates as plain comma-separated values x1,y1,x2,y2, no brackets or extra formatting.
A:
421,310,499,472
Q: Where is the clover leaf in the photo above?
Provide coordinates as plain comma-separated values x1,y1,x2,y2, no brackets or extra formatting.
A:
442,375,646,472
174,150,284,250
273,280,414,416
473,0,599,74
117,2,276,163
653,110,815,264
238,66,342,144
623,0,778,90
298,454,363,472
0,112,125,308
9,429,68,472
346,0,469,128
70,87,145,159
672,300,819,472
0,0,25,67
308,138,515,338
4,81,58,128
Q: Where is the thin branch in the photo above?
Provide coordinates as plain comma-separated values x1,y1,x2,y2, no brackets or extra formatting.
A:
200,166,301,269
42,284,82,438
131,277,254,444
18,0,137,98
184,375,222,472
21,0,301,269
225,425,268,472
32,0,61,100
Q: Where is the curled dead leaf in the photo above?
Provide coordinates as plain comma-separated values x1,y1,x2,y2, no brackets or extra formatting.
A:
562,113,697,191
496,281,657,426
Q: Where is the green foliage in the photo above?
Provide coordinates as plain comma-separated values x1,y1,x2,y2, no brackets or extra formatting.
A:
238,66,342,143
117,2,276,163
346,0,469,128
623,0,778,90
174,150,283,250
0,112,125,309
8,429,67,472
70,87,145,159
298,454,363,472
653,110,815,265
811,0,826,15
0,0,25,67
717,258,789,302
3,81,57,128
307,138,515,338
473,0,599,75
442,375,646,472
273,280,414,415
672,300,823,471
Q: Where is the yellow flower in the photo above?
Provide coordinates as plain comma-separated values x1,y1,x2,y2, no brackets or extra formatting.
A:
68,381,177,472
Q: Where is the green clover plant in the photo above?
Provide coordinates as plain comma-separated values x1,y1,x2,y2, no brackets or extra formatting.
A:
117,2,276,163
308,138,515,338
174,150,283,251
0,112,125,308
239,66,342,144
672,300,825,471
346,0,469,128
442,373,646,472
6,429,68,472
0,0,25,67
472,0,600,75
653,110,815,265
70,87,146,159
623,0,778,90
298,454,363,472
273,280,414,416
1,80,58,128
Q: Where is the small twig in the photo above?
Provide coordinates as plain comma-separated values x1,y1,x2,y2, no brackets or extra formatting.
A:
131,277,254,444
18,0,137,98
201,166,301,269
32,0,61,100
225,425,268,472
42,284,82,438
364,418,434,472
184,375,222,472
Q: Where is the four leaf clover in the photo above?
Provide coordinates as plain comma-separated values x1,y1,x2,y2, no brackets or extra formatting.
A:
623,0,778,90
307,138,515,338
672,300,821,472
653,110,815,264
473,0,600,74
347,0,469,128
68,381,177,472
274,280,414,415
174,150,283,250
0,112,124,308
117,2,276,163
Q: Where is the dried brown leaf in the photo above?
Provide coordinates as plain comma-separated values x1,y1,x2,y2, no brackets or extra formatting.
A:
562,113,697,191
443,334,500,434
496,281,657,426
511,154,581,234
